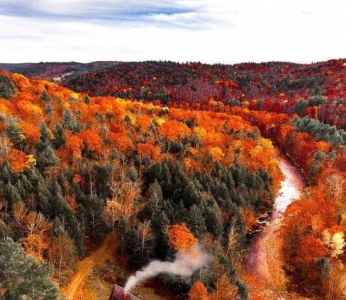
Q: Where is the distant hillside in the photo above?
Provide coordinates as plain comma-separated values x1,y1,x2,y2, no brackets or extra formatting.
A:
59,60,346,97
62,60,346,129
0,61,119,82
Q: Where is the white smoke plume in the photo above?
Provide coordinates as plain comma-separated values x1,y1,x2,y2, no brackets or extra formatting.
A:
124,244,211,293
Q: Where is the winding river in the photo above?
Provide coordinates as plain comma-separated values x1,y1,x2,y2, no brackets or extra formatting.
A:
274,158,305,215
247,156,306,296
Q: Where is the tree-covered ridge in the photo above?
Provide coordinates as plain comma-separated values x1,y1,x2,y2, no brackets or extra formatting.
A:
0,70,282,299
62,59,346,129
0,61,120,82
3,59,346,131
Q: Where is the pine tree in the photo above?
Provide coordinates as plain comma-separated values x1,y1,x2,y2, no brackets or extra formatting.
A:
84,95,90,104
205,205,223,238
42,146,59,167
62,109,80,132
35,123,59,170
6,120,24,150
0,238,58,300
117,217,129,259
151,211,170,259
4,182,21,204
0,220,13,239
125,228,142,268
0,75,16,99
41,90,52,102
52,123,66,149
187,204,206,238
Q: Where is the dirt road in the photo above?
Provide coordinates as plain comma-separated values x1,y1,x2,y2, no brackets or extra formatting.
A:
61,232,117,300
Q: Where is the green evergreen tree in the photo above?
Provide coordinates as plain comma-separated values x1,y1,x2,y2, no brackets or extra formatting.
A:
48,184,84,254
3,182,21,204
117,217,129,259
0,75,16,99
52,123,66,149
182,184,201,207
14,180,28,200
187,204,206,238
39,122,51,144
83,194,106,243
236,279,249,300
317,257,332,280
35,176,52,215
84,95,90,104
41,90,52,102
205,206,223,238
151,211,170,259
42,146,59,167
294,100,308,116
44,104,54,115
124,228,142,268
62,109,80,132
6,120,24,150
124,114,132,126
35,123,59,170
0,220,13,239
172,200,189,223
0,238,58,300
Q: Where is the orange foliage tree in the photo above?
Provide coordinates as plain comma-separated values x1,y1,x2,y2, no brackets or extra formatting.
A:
6,149,27,172
65,133,83,160
188,282,209,300
295,235,329,265
137,143,161,162
108,132,134,155
135,115,152,132
168,223,198,251
80,129,103,154
283,189,343,293
20,121,41,148
157,119,191,141
209,274,239,300
20,233,49,262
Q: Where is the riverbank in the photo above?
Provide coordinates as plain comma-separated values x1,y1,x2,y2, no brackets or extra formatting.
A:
245,156,312,300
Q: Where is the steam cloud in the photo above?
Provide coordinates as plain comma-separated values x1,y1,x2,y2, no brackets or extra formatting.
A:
124,245,211,293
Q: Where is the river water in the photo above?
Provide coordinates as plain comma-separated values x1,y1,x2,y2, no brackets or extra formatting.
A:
273,158,305,215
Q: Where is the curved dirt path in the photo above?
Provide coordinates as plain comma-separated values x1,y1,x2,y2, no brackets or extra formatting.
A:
61,232,116,300
247,158,310,299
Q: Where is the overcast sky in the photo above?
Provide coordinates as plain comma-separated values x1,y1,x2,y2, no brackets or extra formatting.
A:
1,0,345,64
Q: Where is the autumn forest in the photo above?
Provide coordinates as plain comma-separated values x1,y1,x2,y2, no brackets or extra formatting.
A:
0,60,346,300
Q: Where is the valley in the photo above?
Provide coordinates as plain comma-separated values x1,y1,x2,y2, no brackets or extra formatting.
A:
1,60,346,300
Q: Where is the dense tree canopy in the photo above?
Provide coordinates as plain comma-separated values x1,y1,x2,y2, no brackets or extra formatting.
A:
1,58,346,299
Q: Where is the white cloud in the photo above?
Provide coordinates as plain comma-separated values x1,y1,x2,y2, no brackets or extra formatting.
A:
0,0,200,18
1,0,346,63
